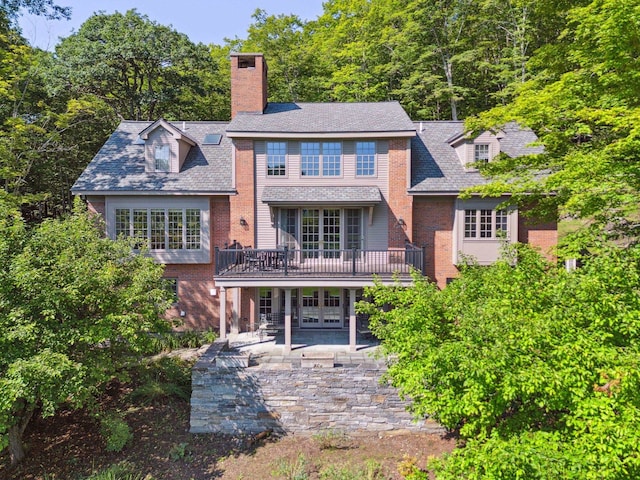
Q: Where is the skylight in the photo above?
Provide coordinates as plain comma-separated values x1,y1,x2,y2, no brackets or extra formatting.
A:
203,133,222,145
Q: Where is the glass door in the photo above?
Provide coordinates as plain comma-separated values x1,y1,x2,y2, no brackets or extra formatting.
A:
323,209,341,258
300,287,343,328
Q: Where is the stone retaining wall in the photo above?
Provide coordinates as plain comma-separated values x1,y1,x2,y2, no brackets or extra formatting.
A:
190,340,443,435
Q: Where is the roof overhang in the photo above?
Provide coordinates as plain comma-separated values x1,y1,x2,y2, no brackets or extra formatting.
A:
72,190,236,197
226,131,416,139
262,186,382,206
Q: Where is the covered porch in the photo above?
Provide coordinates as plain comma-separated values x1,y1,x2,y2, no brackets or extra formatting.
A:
215,276,411,353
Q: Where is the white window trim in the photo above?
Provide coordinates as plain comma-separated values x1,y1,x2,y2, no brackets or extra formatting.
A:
266,141,288,177
356,141,377,177
154,144,170,172
107,197,210,264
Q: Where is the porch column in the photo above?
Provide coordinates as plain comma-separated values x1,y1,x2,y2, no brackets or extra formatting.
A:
349,288,357,352
231,288,240,335
219,287,227,340
284,288,292,354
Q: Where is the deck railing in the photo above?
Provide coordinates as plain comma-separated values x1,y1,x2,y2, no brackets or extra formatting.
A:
215,245,425,277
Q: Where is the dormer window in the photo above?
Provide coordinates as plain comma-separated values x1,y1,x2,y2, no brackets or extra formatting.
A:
155,145,170,172
474,144,490,163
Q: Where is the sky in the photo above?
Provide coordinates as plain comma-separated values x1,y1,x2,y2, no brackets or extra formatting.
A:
18,0,326,51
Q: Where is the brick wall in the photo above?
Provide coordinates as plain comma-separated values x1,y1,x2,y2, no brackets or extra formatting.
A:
86,196,105,216
413,196,459,288
387,138,412,248
518,216,558,262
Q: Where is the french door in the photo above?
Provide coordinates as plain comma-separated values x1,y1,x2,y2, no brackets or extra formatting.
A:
300,287,342,328
299,208,361,259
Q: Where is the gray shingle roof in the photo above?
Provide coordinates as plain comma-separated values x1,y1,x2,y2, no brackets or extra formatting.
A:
227,102,416,135
410,121,542,193
262,186,382,205
71,121,234,194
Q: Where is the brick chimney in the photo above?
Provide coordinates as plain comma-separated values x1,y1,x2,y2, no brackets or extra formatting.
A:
230,53,267,119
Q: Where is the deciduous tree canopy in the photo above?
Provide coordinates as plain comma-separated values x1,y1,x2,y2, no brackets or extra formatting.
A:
0,201,173,466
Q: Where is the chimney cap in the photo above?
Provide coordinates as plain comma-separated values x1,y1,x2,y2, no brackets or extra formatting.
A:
230,52,264,57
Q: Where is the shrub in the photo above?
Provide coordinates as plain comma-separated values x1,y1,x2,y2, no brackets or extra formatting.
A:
271,453,309,480
128,357,191,404
99,412,133,452
312,428,350,450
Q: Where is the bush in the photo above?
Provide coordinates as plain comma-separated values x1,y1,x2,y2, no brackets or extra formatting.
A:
128,357,191,404
99,412,133,452
271,453,309,480
362,244,640,478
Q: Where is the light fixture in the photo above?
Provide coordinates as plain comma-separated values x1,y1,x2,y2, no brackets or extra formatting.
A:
240,216,248,226
397,217,406,226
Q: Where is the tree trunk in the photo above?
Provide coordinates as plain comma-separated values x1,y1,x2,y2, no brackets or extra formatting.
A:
443,57,458,121
8,405,33,466
8,424,26,466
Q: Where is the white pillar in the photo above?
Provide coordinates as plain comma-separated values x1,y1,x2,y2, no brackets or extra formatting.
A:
349,288,357,352
231,288,240,334
219,287,227,340
284,288,292,354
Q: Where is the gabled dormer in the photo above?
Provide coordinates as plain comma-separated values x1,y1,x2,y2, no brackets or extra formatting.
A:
138,118,197,173
448,129,504,170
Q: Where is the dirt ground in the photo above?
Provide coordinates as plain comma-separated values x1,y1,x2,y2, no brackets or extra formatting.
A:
1,393,456,480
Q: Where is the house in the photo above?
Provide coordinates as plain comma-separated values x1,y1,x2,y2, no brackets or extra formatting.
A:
72,53,556,352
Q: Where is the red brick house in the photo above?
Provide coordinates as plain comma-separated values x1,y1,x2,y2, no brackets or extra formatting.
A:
72,53,556,351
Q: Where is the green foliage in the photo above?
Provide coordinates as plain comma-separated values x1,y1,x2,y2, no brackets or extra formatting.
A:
0,200,173,464
361,243,640,479
271,453,309,480
319,460,385,480
84,462,146,480
127,357,192,404
99,412,133,452
467,0,640,252
49,9,222,121
311,428,350,450
148,329,217,354
397,455,428,480
168,441,191,462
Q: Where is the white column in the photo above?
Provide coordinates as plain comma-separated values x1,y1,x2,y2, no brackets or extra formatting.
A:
231,288,239,334
284,288,292,354
219,287,227,340
349,288,357,352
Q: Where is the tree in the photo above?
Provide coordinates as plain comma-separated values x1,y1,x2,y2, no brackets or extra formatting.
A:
466,0,640,254
0,0,69,22
0,200,174,465
48,9,221,121
360,244,640,478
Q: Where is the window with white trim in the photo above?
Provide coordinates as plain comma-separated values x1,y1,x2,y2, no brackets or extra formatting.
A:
267,141,287,176
300,142,341,177
474,144,490,163
464,209,508,238
115,207,201,250
356,141,376,176
155,144,170,171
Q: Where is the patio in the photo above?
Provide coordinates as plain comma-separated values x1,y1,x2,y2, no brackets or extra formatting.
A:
226,329,380,363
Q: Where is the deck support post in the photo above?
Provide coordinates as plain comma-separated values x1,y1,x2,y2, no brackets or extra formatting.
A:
231,288,239,334
284,288,292,354
349,288,357,352
219,287,227,340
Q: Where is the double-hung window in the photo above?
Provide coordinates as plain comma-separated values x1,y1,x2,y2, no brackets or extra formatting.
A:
356,141,376,176
155,145,170,171
464,209,508,238
300,142,341,177
474,144,490,163
267,142,287,176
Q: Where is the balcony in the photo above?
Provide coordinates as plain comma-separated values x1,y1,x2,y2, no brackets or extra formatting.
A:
215,245,425,278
